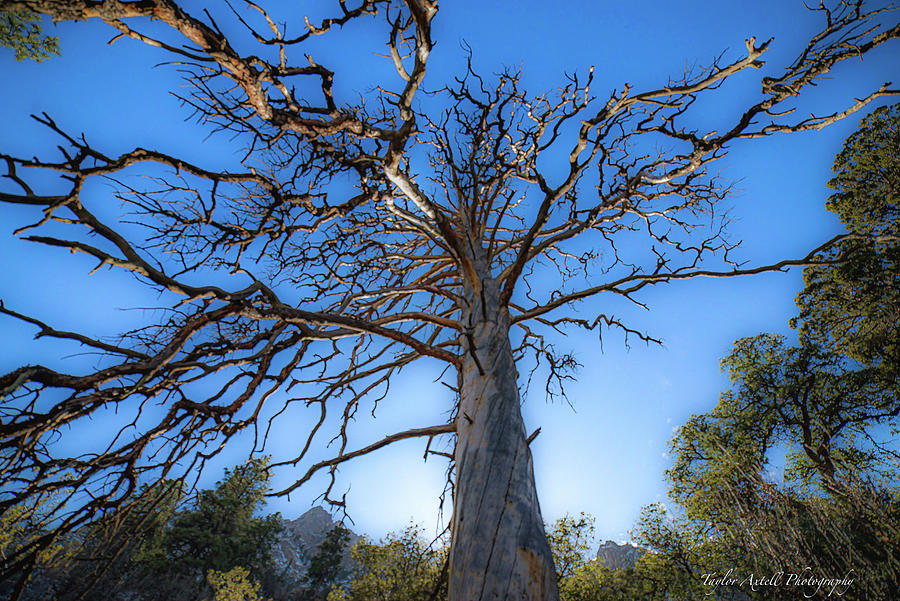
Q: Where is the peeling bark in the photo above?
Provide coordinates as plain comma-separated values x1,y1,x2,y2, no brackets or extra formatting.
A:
450,279,558,601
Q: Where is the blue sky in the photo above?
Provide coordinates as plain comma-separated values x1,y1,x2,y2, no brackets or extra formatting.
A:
1,1,898,546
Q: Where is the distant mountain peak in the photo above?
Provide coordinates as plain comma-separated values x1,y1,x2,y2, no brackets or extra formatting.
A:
271,506,360,591
596,539,645,570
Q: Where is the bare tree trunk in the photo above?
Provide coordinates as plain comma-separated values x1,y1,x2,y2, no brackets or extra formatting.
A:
449,279,558,601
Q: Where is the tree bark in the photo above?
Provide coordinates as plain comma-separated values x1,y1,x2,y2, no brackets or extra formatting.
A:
449,279,559,601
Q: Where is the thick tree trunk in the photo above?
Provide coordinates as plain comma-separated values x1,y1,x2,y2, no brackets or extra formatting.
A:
449,280,559,601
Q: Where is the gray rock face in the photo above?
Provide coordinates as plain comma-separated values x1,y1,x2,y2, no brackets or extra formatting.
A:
595,540,646,570
271,506,361,583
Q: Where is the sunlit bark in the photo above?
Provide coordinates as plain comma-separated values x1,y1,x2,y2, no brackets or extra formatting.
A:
452,276,557,600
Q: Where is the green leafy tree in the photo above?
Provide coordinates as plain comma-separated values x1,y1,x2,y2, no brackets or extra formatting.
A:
670,333,898,508
664,342,900,599
1,462,281,601
625,504,717,601
0,11,58,61
547,512,681,601
0,482,182,601
547,513,595,582
0,497,63,569
137,458,283,601
0,492,77,601
328,526,447,601
301,525,352,601
546,510,676,601
208,566,268,601
793,103,900,379
659,340,900,599
651,105,900,600
557,561,664,601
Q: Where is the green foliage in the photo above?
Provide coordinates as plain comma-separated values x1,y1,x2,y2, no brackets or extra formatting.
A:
301,525,351,601
0,11,59,62
547,512,595,581
627,504,714,600
547,511,680,601
634,104,900,600
62,481,184,598
557,562,612,601
6,461,280,601
1,499,50,566
794,103,900,378
660,335,900,598
0,481,183,601
208,566,267,601
0,492,74,578
140,458,282,586
670,333,897,509
557,560,665,601
327,525,446,601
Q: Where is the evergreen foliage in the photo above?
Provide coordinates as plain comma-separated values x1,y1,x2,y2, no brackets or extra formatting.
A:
0,11,58,62
301,525,351,601
794,103,900,379
135,458,282,600
640,103,900,599
2,3,898,598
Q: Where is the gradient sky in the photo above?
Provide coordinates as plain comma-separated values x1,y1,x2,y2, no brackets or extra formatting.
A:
1,1,898,547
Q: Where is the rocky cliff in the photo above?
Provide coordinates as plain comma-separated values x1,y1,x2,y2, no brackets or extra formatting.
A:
271,506,361,583
595,539,646,570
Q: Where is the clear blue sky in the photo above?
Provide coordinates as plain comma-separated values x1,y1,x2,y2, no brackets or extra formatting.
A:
1,1,898,546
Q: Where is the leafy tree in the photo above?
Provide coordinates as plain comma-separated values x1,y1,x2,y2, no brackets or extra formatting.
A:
327,526,447,601
0,11,58,62
329,515,657,601
651,104,900,600
793,103,900,379
0,492,77,601
624,504,721,601
545,511,676,601
0,497,61,569
1,463,281,601
301,525,352,601
136,458,282,601
658,339,900,599
1,2,898,599
208,566,268,601
557,561,664,601
547,513,596,582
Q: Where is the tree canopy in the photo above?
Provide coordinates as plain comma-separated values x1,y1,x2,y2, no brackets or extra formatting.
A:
0,10,58,62
327,525,447,601
649,103,900,600
137,458,282,596
793,103,900,379
1,460,283,601
302,524,353,601
1,2,899,600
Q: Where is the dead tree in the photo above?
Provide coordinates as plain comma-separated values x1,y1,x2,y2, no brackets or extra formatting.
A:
0,2,898,600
